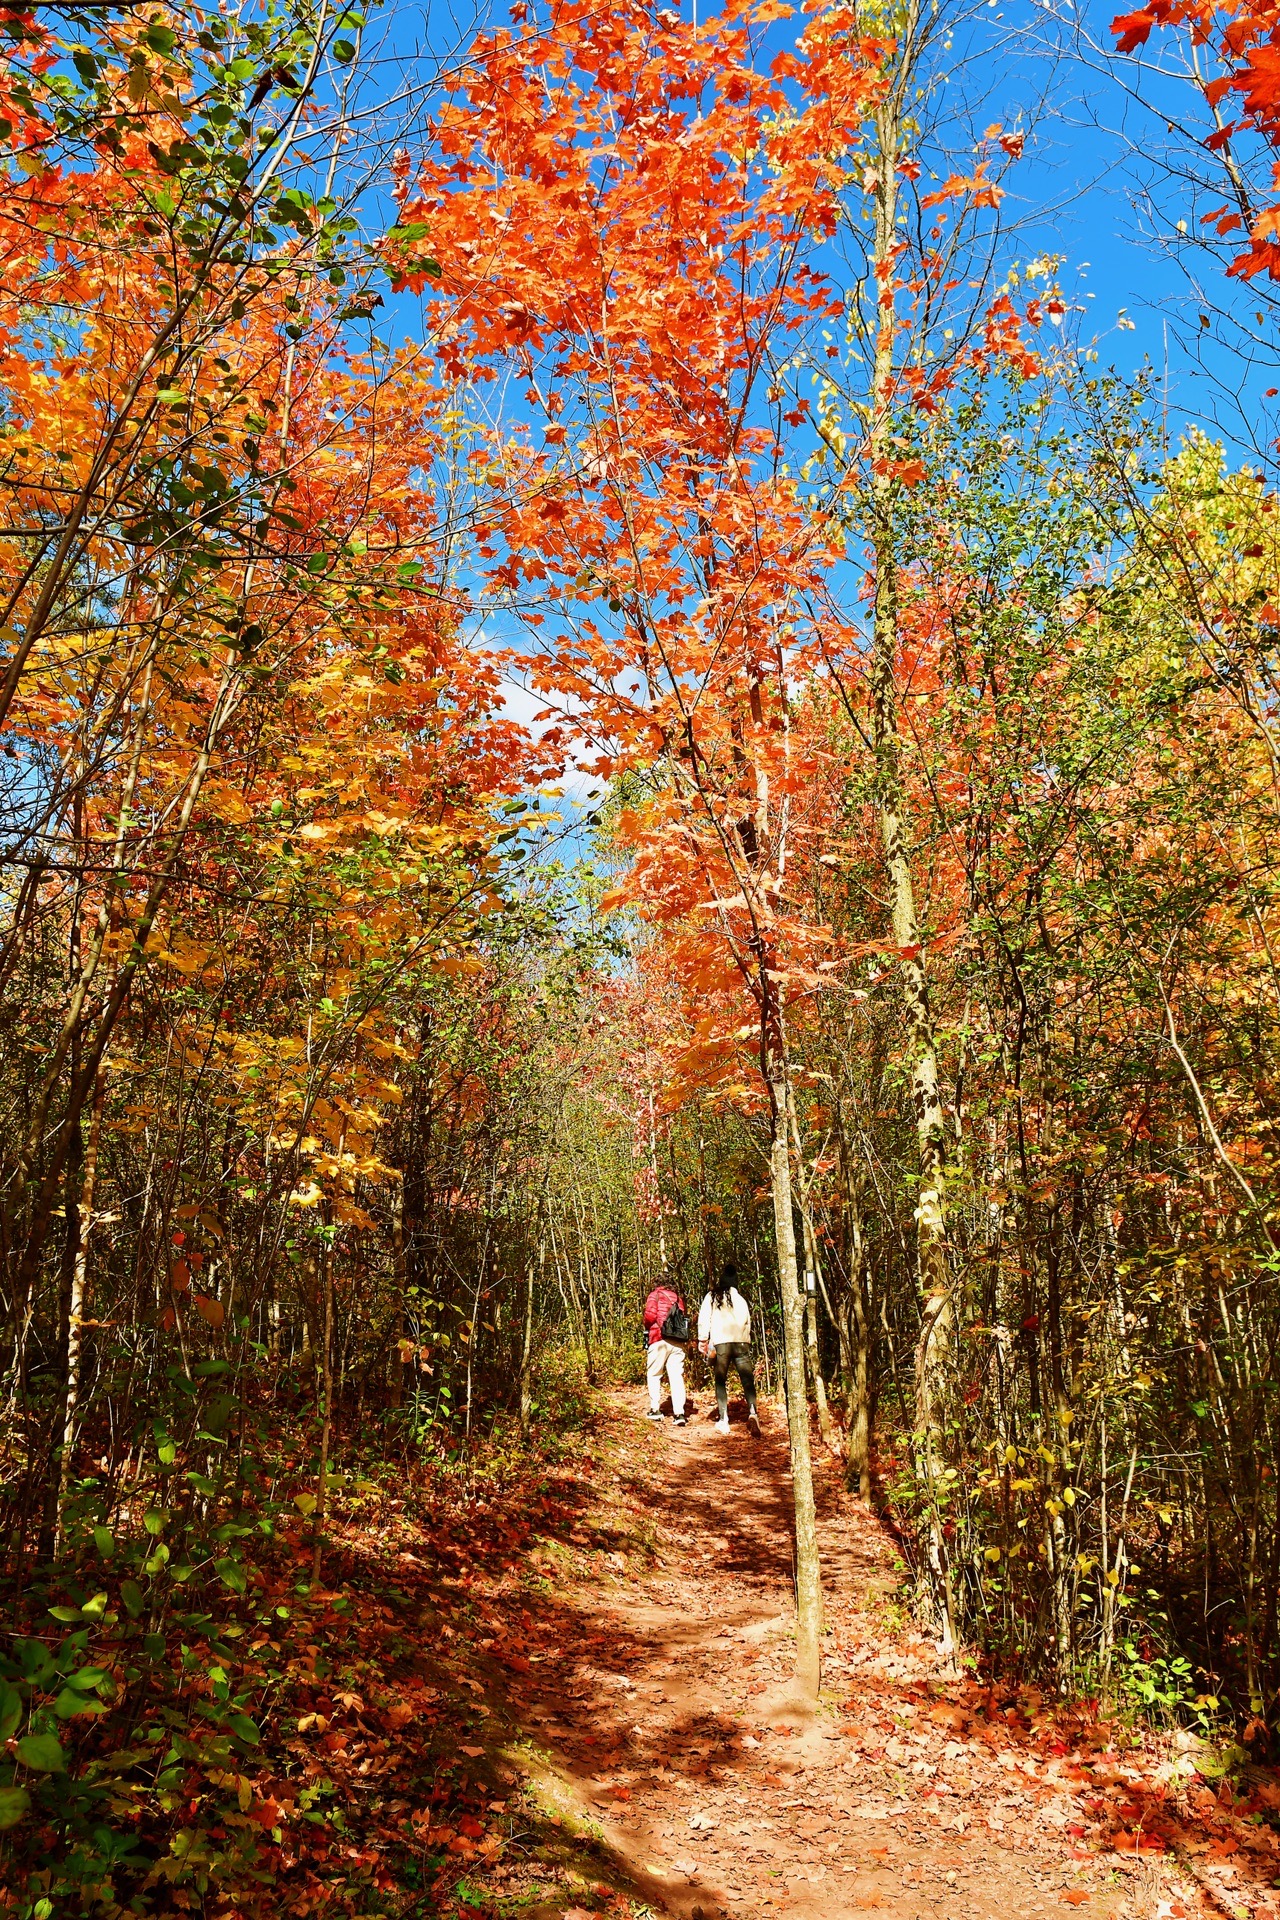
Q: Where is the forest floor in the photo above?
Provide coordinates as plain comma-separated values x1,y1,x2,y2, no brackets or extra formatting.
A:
377,1385,1280,1920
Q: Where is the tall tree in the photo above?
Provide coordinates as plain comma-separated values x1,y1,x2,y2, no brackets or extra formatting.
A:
392,0,893,1697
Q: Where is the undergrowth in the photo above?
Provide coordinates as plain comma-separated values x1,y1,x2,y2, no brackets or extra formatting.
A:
0,1351,606,1919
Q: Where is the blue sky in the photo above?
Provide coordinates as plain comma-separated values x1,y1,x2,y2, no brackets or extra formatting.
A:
918,0,1280,468
367,0,1278,472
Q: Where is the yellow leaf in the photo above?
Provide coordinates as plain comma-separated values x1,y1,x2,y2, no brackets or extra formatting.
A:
159,941,209,975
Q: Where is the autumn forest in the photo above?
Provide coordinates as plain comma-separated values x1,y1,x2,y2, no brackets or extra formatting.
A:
3,0,1280,1914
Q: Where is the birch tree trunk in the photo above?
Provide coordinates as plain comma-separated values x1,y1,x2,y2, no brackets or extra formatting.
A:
864,16,957,1655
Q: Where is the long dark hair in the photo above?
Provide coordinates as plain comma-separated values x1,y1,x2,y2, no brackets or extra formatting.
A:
710,1260,738,1309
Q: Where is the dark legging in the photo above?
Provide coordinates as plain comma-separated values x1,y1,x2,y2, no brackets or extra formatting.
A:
713,1341,757,1419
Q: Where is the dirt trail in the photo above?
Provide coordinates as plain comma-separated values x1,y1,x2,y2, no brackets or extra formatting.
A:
474,1387,1280,1920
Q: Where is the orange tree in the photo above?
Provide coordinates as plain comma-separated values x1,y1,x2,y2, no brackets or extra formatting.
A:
388,0,898,1700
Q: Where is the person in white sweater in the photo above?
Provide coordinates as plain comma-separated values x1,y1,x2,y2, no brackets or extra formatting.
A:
696,1261,760,1436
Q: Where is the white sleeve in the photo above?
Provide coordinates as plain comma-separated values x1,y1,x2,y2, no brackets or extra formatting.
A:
697,1294,711,1341
737,1290,751,1340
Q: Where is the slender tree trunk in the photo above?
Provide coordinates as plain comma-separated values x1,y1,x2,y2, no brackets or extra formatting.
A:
771,1081,822,1699
847,1274,873,1500
312,1241,334,1587
864,48,957,1654
914,1290,959,1658
519,1255,536,1438
839,1140,874,1498
804,1290,836,1449
389,1168,406,1409
789,1095,837,1451
54,1062,107,1557
1101,1441,1138,1689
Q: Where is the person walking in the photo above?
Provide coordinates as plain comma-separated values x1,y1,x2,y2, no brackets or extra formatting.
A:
697,1261,760,1437
642,1275,690,1425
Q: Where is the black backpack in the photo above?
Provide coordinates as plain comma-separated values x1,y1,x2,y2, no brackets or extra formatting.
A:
661,1301,691,1344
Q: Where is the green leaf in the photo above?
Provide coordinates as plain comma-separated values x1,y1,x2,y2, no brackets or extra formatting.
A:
93,1527,115,1560
143,1633,167,1660
293,1492,317,1517
215,1558,247,1594
0,1786,30,1831
193,1359,231,1377
0,1679,22,1741
55,1686,104,1719
227,1714,260,1744
48,1605,82,1623
66,1667,107,1693
81,1591,108,1619
16,1733,65,1773
333,38,357,61
143,1508,167,1535
120,1581,145,1619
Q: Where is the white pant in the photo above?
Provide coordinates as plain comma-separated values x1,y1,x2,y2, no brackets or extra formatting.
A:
647,1340,686,1415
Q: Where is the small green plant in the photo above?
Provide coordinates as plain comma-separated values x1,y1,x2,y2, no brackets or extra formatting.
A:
1113,1639,1224,1731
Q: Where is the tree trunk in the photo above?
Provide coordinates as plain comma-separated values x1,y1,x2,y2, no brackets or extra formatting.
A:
389,1168,406,1409
519,1255,536,1438
311,1241,334,1587
788,1090,837,1452
847,1273,873,1500
54,1062,106,1558
839,1139,874,1498
865,44,956,1652
915,1290,959,1659
804,1290,836,1450
771,1084,822,1700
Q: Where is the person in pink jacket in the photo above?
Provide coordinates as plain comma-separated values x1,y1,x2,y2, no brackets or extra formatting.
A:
642,1278,689,1425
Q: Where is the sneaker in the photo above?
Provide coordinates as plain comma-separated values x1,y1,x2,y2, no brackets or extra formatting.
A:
647,1408,663,1421
747,1411,761,1437
715,1416,731,1434
674,1414,687,1427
